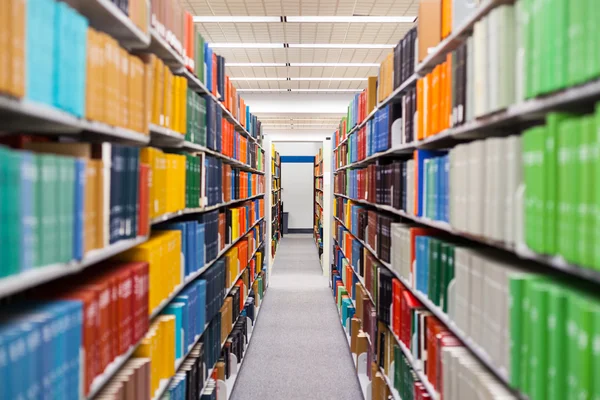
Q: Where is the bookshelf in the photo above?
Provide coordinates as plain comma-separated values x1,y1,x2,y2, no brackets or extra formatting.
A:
331,1,600,400
313,149,324,259
271,146,282,259
0,0,269,399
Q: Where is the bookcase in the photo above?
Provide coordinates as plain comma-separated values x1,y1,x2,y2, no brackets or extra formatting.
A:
313,149,324,260
0,1,268,399
330,1,600,400
271,146,282,259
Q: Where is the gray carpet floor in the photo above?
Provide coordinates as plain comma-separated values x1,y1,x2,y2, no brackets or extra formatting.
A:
230,234,363,400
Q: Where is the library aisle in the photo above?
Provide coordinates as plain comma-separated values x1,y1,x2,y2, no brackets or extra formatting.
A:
231,234,362,400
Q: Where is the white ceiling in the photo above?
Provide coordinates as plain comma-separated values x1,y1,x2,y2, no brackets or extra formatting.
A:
183,0,417,130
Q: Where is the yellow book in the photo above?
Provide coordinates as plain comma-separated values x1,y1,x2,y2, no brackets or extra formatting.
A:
256,253,262,273
96,32,108,125
140,148,156,218
0,0,9,94
231,208,239,240
157,150,167,215
366,76,377,113
151,57,164,126
8,0,25,98
85,29,97,122
163,66,173,128
128,54,137,131
142,56,154,134
170,230,182,288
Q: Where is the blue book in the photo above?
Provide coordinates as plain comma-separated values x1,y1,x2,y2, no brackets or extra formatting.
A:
341,298,353,326
443,155,450,222
163,303,185,359
204,43,212,93
351,241,361,273
26,0,56,106
0,323,29,399
186,222,195,276
415,150,444,217
196,280,207,330
196,223,205,268
215,106,222,153
73,159,85,260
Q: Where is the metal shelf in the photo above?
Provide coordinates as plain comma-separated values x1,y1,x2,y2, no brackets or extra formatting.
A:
333,193,600,285
73,0,150,50
149,124,185,146
181,141,265,175
0,235,148,300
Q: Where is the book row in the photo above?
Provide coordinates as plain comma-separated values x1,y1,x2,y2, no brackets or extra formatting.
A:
142,147,264,217
334,224,517,400
150,0,262,139
335,26,417,143
334,159,415,216
334,198,393,264
0,221,265,400
0,260,150,398
1,0,264,142
0,141,151,276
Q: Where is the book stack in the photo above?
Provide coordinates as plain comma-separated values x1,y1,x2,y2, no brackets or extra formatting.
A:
522,108,600,269
203,316,223,377
141,147,186,218
222,165,265,202
220,312,249,380
116,231,183,315
96,358,151,399
87,30,151,134
148,54,188,134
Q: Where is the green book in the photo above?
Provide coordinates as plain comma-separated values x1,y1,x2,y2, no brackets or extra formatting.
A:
64,157,75,263
592,301,600,399
549,0,569,92
595,105,600,270
545,113,571,255
547,285,569,400
4,149,21,275
530,0,542,97
529,281,549,400
443,244,455,314
39,154,58,266
195,32,205,84
585,0,599,82
575,295,593,400
567,293,582,397
568,0,586,85
578,116,595,267
523,126,545,253
439,242,448,310
430,239,441,306
509,273,533,389
557,118,578,262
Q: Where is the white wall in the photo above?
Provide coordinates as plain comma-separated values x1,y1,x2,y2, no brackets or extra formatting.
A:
275,141,323,230
244,93,354,114
265,129,333,142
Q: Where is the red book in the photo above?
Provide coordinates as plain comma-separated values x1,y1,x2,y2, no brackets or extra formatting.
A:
80,278,112,374
138,164,149,236
112,266,134,355
131,261,150,343
426,317,447,385
400,290,423,346
59,289,98,395
392,278,403,337
212,53,218,96
218,212,226,250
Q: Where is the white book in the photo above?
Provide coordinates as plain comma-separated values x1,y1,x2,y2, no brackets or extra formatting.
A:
487,9,499,114
469,253,485,346
504,135,523,244
473,20,487,118
483,138,496,239
497,4,516,110
453,247,472,336
491,138,507,241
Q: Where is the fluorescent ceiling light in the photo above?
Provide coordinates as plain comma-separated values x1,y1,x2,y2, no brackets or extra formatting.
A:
230,77,366,81
226,63,288,67
237,88,363,92
286,16,416,23
225,62,379,67
192,16,416,23
288,43,394,49
293,63,379,67
209,43,284,48
212,43,393,49
193,16,281,23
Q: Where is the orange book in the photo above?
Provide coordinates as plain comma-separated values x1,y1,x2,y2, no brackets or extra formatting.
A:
441,0,452,38
425,73,433,137
430,66,439,136
0,0,8,94
8,0,25,98
416,79,424,140
85,160,99,253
